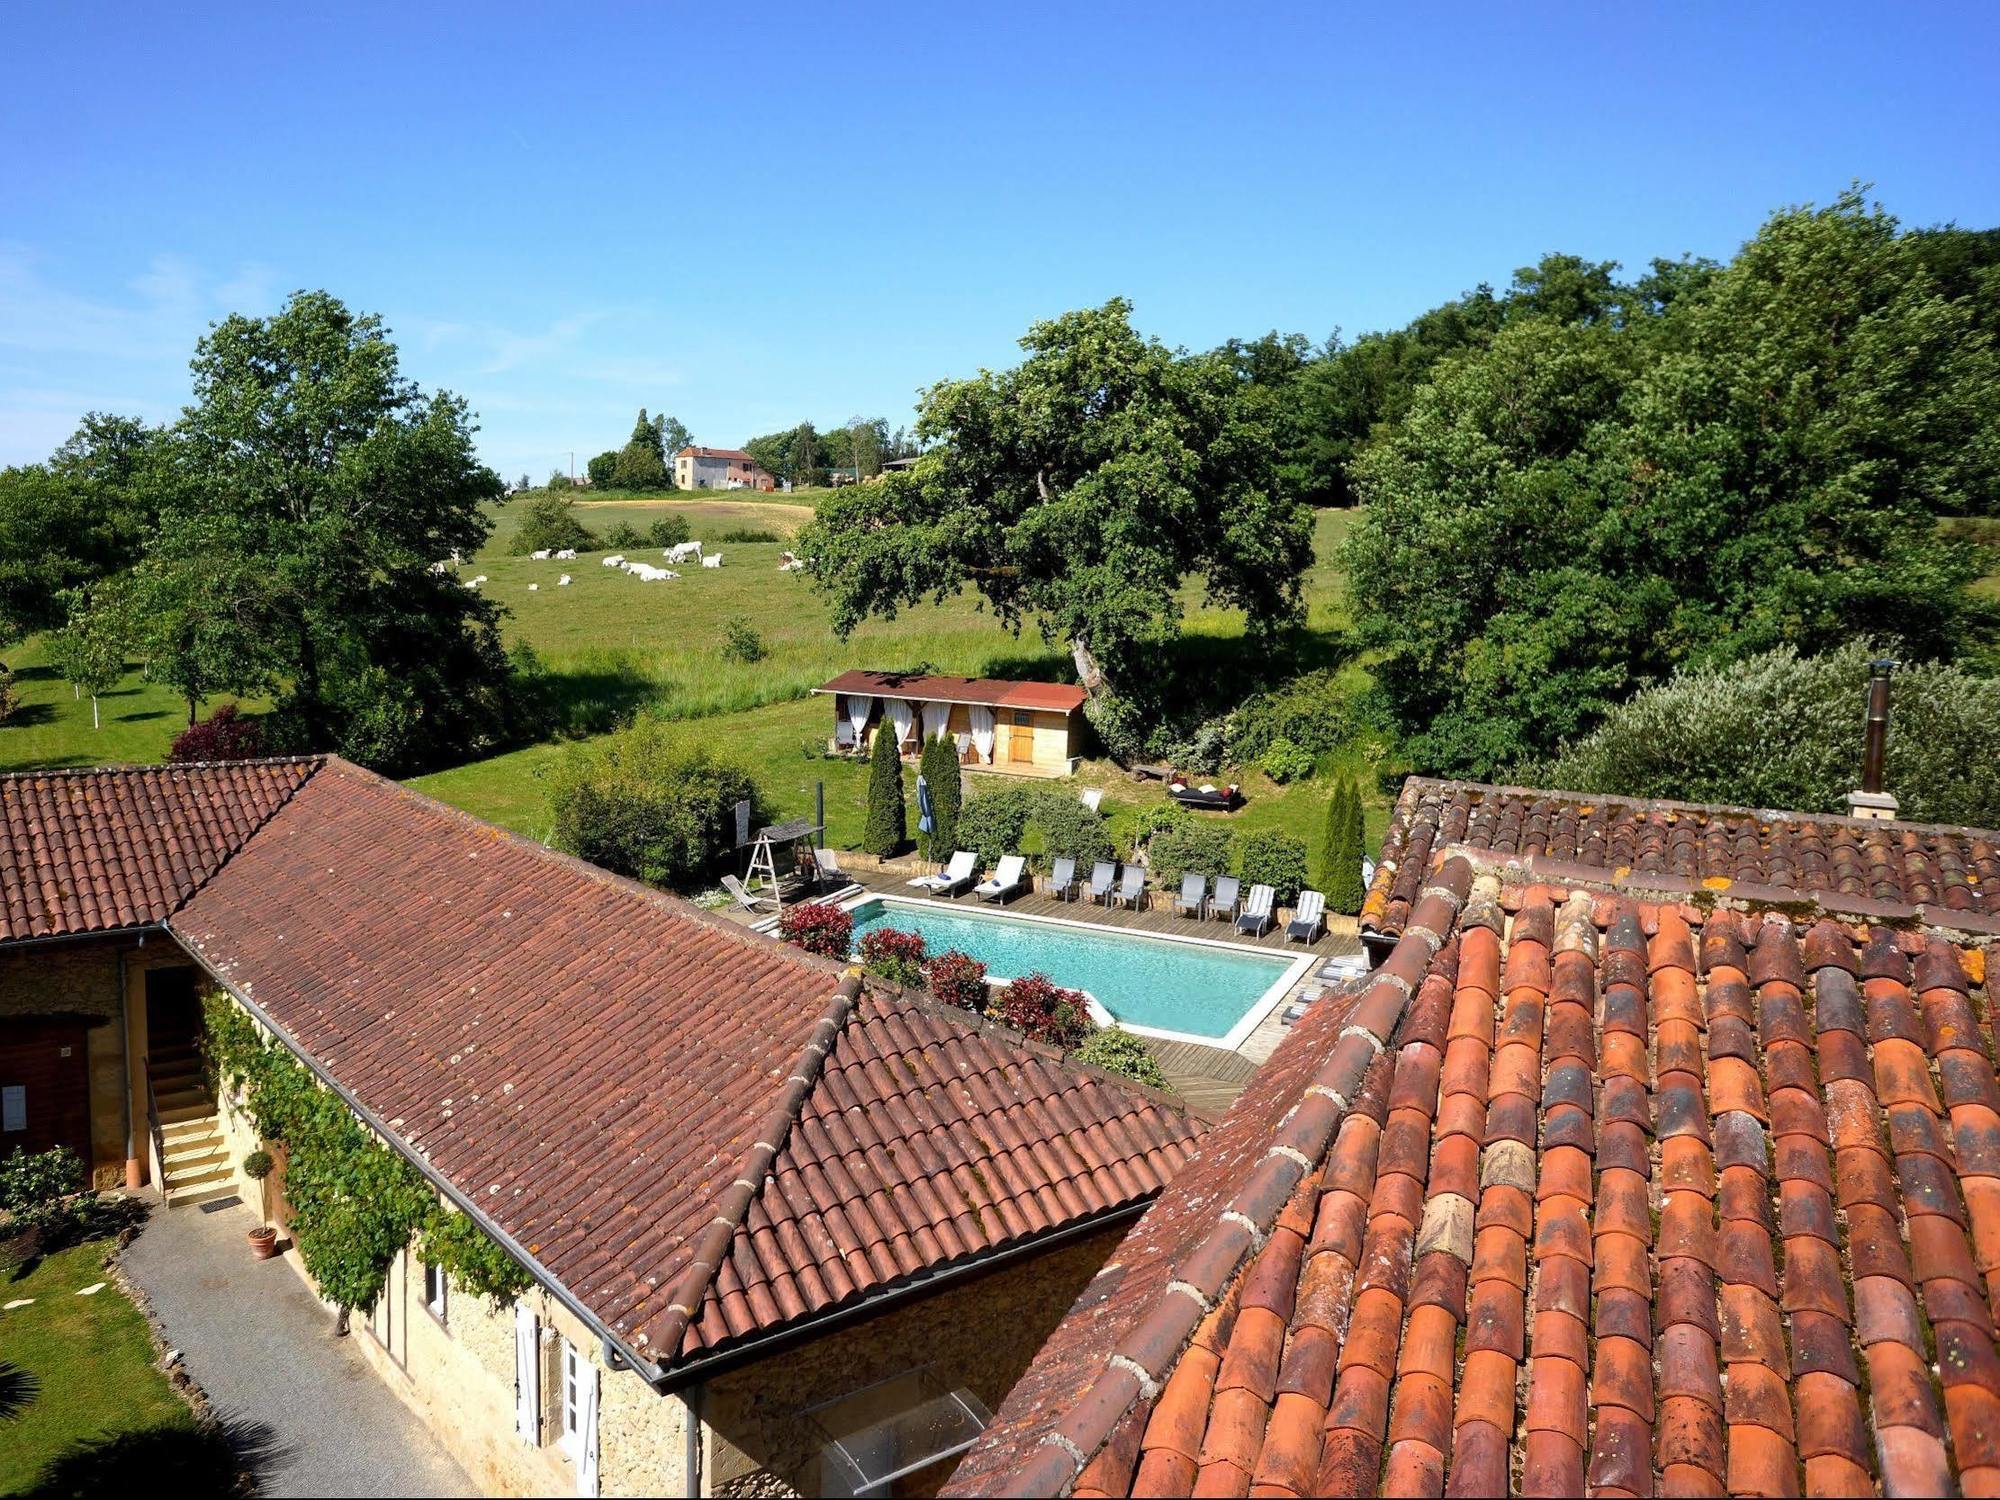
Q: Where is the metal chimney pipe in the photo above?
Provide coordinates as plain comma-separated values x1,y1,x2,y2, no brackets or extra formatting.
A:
1862,659,1896,795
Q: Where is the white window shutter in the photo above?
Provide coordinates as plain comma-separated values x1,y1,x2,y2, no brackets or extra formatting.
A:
577,1360,600,1497
514,1304,541,1442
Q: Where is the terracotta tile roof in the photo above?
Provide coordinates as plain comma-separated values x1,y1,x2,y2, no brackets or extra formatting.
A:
816,669,1088,715
147,758,1193,1372
0,758,320,942
950,845,2000,1498
687,987,1202,1357
676,445,757,463
1365,777,2000,935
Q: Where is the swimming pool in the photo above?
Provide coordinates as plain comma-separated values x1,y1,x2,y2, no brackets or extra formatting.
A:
844,894,1312,1049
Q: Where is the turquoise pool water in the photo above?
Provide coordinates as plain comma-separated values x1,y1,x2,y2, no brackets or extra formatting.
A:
847,896,1295,1041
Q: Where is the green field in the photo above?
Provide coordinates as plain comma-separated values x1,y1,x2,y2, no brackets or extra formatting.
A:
0,1236,199,1492
2,491,1382,870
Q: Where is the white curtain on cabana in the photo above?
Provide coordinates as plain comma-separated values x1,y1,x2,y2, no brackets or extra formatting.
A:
844,694,874,748
921,699,952,744
969,705,996,762
887,698,916,750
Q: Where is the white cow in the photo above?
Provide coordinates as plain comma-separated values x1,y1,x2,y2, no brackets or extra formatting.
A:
528,582,539,591
555,548,577,560
557,574,572,586
427,560,450,575
664,541,703,564
530,549,551,560
701,553,723,569
603,554,625,567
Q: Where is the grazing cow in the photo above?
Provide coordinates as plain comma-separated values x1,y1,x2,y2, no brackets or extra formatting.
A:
664,541,703,564
530,548,551,560
558,574,572,586
701,553,723,569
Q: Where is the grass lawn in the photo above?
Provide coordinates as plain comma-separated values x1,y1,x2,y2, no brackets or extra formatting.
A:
0,1235,196,1493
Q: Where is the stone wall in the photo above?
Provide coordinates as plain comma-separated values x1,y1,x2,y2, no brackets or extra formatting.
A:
0,937,131,1186
703,1224,1127,1497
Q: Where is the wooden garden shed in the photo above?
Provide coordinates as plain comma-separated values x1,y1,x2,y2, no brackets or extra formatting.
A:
815,670,1088,778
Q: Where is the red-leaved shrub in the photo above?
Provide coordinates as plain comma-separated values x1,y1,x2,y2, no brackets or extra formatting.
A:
988,972,1096,1049
924,950,988,1012
168,703,263,764
778,901,853,958
858,927,927,986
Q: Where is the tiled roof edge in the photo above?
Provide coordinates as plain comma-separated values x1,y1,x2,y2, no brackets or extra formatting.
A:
161,757,327,921
988,855,1477,1498
1398,774,2000,847
0,753,324,786
1450,846,2000,942
658,967,866,1366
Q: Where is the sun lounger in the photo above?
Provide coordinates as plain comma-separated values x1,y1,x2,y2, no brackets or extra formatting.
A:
1210,875,1242,923
1088,861,1117,904
976,854,1028,903
1173,873,1208,919
722,874,775,913
1110,865,1147,911
1286,889,1327,944
1078,788,1103,812
1168,781,1243,812
914,850,978,898
1236,884,1276,937
812,846,848,890
1046,856,1079,902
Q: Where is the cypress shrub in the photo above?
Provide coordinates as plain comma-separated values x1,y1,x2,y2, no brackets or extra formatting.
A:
1328,776,1366,916
864,725,907,856
918,735,962,859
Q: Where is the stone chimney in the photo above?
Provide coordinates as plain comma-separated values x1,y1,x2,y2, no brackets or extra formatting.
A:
1845,659,1899,821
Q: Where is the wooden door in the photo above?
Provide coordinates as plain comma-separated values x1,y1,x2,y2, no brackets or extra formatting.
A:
1009,710,1035,764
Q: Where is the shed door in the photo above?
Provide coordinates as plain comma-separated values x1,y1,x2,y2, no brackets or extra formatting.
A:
1008,710,1035,764
0,1019,91,1164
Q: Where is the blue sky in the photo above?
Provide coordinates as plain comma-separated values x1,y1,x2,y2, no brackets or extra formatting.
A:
4,2,1996,480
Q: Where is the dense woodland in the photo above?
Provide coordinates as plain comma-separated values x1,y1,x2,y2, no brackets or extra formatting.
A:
2,189,1997,822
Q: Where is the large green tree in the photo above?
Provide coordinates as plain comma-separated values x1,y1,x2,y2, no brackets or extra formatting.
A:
1345,190,2000,779
800,300,1314,754
80,291,512,770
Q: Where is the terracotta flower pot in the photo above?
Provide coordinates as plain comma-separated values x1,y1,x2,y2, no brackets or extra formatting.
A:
247,1226,278,1260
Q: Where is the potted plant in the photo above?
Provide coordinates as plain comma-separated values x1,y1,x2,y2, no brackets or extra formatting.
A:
242,1149,277,1259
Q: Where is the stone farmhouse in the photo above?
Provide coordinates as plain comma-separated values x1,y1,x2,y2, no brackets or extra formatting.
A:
0,756,1198,1496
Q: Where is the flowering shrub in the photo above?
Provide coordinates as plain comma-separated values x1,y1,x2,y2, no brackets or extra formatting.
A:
168,703,263,763
778,902,853,958
924,950,989,1012
988,973,1096,1050
858,926,928,986
1074,1028,1171,1090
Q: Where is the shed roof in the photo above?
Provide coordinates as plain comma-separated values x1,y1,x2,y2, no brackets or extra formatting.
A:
816,669,1088,715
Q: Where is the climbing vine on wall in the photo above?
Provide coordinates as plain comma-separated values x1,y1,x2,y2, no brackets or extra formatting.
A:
202,995,533,1312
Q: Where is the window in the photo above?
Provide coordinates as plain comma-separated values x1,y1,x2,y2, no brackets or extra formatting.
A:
423,1261,448,1324
1,1086,23,1133
808,1368,991,1498
559,1339,585,1461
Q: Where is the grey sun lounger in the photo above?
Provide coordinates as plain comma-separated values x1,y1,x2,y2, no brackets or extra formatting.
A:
722,874,775,912
1088,860,1118,904
1236,883,1276,937
1109,864,1147,911
1047,856,1079,901
1173,873,1207,919
915,850,978,898
977,854,1029,903
1287,889,1327,944
1209,875,1242,923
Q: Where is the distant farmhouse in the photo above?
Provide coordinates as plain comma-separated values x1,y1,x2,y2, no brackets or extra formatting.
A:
674,446,775,492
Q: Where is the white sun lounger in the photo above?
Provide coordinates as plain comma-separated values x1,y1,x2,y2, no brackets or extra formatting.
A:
914,850,978,898
1236,884,1276,937
976,854,1028,903
1287,889,1327,944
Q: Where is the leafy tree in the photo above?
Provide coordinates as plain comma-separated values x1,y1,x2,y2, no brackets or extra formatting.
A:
547,469,574,490
654,413,692,462
45,593,124,729
585,450,619,488
168,702,264,763
742,431,795,485
800,300,1314,759
510,494,594,554
1536,643,2000,828
1236,829,1309,905
863,721,907,856
548,719,759,889
610,442,670,491
69,291,513,769
789,422,821,487
1345,191,2000,778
